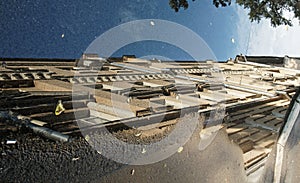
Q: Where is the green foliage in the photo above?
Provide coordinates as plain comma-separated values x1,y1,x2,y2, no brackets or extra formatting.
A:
169,0,300,27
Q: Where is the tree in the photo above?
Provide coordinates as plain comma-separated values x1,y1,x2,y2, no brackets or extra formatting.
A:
169,0,300,27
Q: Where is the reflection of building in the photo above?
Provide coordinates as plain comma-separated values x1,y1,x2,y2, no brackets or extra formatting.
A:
0,54,300,179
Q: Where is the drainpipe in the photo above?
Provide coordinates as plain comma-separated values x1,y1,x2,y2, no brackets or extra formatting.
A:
273,92,300,182
0,111,70,142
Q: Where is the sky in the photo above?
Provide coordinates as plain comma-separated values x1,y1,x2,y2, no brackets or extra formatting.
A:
0,0,299,61
235,6,300,58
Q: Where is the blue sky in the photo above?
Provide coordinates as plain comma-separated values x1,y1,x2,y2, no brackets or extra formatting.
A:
0,0,298,61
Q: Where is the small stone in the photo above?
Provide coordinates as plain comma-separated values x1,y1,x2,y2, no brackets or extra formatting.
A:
177,146,183,153
126,97,132,103
85,135,90,142
231,38,235,44
150,20,155,26
142,148,146,154
131,169,135,175
72,157,80,161
134,132,142,137
6,140,16,145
